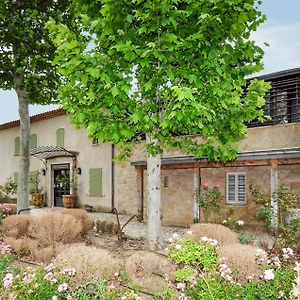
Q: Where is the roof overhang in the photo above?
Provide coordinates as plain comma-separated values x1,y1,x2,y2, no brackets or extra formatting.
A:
131,148,300,170
30,146,78,160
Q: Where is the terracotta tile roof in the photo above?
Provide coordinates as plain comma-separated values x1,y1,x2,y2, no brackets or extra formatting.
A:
0,108,66,131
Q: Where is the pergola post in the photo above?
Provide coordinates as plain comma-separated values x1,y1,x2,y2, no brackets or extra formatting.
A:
193,166,200,220
270,159,278,230
136,167,144,221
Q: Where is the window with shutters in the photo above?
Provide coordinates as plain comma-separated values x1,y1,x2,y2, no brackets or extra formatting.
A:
14,137,20,156
30,134,37,149
89,168,102,196
226,173,246,204
56,128,65,147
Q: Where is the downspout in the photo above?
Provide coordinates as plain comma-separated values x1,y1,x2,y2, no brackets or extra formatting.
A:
111,144,115,211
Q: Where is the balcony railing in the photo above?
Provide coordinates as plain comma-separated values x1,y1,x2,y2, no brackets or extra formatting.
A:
249,73,300,127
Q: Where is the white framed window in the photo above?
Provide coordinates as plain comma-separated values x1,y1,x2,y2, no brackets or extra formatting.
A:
226,173,246,204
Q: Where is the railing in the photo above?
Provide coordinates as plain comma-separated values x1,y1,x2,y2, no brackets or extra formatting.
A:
249,75,300,127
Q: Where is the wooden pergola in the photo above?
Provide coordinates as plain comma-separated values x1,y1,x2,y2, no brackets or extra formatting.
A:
131,148,300,224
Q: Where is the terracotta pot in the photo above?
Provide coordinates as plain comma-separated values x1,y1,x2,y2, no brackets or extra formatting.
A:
62,195,75,208
31,193,44,208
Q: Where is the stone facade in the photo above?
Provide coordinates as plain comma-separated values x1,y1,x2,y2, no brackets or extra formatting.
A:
1,110,300,227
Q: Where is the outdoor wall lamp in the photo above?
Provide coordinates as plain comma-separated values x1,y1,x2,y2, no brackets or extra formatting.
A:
76,167,82,175
41,168,46,176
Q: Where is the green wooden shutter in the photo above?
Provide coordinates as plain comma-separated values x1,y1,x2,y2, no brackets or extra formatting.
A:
30,134,37,149
89,168,102,196
29,171,39,193
14,137,20,156
14,172,18,185
56,128,65,147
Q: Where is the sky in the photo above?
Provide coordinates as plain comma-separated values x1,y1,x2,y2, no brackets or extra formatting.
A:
0,0,300,124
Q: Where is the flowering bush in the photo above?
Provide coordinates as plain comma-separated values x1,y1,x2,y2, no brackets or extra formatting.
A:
222,218,245,232
198,182,222,222
167,230,298,300
168,238,219,272
0,261,73,299
250,184,300,246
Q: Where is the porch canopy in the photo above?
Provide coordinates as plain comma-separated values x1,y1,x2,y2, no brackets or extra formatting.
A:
131,148,300,170
30,146,77,161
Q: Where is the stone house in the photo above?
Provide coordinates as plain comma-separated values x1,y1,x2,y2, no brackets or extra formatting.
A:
0,68,300,227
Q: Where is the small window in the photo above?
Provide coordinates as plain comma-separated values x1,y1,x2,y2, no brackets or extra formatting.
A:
30,134,37,150
56,128,65,147
226,173,246,204
14,137,20,156
89,168,102,196
92,137,99,145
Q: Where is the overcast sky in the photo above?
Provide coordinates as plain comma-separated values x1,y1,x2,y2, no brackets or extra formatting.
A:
0,0,299,124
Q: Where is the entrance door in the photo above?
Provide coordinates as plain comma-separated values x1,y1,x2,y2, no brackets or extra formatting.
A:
54,168,70,207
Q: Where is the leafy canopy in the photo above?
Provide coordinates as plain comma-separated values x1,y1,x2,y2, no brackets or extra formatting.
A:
48,0,270,160
0,0,70,103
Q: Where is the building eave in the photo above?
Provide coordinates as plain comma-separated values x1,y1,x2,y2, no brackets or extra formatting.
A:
0,108,66,131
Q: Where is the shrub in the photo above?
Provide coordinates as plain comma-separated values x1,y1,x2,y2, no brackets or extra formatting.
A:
218,243,262,282
0,203,17,216
27,213,82,247
125,252,175,279
3,215,32,238
190,223,238,246
168,238,218,272
54,244,120,285
95,220,117,234
60,209,94,235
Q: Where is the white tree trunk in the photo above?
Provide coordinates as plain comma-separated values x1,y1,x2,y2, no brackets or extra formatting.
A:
145,136,163,250
14,75,30,214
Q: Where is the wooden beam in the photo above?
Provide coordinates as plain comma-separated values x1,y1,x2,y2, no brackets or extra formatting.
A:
270,160,278,230
136,168,144,221
193,167,201,220
134,156,300,170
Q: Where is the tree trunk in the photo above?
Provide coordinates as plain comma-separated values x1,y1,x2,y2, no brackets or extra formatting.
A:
145,135,163,250
14,75,30,214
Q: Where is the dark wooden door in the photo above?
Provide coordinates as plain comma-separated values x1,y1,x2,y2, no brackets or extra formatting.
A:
54,168,70,207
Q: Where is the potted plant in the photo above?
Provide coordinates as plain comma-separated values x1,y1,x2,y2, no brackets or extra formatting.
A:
29,172,44,207
55,174,76,208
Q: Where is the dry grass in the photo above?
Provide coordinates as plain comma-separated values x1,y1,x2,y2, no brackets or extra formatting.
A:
3,215,32,238
219,243,262,282
27,213,82,247
95,220,117,234
31,246,55,263
54,243,120,285
124,252,176,292
190,223,239,245
60,209,94,235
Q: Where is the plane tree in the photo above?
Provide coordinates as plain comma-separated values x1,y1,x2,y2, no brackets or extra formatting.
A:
47,0,270,249
0,0,71,212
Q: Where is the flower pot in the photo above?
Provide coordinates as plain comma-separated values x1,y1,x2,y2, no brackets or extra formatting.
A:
31,193,44,208
62,194,75,208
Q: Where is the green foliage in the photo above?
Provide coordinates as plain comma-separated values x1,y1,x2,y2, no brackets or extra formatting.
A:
175,266,197,281
0,177,17,200
0,263,71,299
71,280,120,300
187,267,295,300
0,0,70,103
250,184,300,246
239,233,254,245
0,254,14,280
256,207,273,226
47,0,270,159
168,239,218,271
28,172,41,194
198,185,222,222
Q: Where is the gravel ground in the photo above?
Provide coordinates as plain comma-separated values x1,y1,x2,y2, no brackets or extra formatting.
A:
30,207,190,242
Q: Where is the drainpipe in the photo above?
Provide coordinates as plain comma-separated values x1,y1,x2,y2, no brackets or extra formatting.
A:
111,144,115,211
